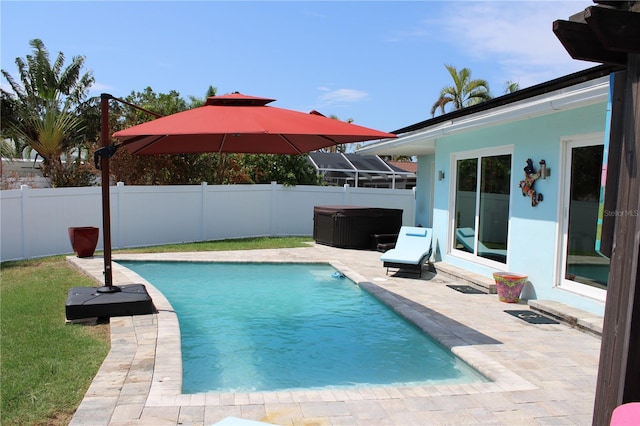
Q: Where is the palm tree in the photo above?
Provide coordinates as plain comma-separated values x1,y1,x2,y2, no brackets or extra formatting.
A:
188,85,218,108
1,39,94,185
319,115,354,153
430,65,491,117
10,101,85,177
504,80,520,94
2,39,93,114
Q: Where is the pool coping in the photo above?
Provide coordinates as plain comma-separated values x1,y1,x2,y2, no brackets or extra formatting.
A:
66,246,596,425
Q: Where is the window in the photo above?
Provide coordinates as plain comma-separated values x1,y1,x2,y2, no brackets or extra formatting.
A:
452,150,512,265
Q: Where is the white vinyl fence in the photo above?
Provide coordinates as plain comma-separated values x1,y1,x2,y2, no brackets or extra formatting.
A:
1,182,415,262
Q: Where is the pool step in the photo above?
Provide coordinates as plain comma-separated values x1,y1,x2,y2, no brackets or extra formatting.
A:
433,262,497,294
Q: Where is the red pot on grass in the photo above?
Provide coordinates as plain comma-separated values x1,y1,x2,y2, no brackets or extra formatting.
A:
493,272,528,303
68,227,99,258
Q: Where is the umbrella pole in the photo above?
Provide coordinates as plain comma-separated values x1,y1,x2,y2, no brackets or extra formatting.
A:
94,94,163,293
97,93,120,293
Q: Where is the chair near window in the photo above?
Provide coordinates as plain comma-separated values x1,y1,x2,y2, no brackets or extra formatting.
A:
380,226,433,276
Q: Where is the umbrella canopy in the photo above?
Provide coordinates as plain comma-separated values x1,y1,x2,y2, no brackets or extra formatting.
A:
94,92,395,291
112,92,396,155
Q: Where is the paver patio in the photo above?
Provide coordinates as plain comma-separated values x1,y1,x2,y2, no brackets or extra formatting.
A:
67,244,602,425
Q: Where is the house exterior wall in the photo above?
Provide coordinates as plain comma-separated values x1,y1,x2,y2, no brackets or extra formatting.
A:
415,156,435,227
419,101,608,315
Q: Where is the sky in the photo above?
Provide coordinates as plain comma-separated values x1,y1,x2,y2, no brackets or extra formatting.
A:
1,0,596,133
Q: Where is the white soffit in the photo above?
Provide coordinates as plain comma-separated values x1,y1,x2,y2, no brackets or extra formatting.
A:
359,76,609,157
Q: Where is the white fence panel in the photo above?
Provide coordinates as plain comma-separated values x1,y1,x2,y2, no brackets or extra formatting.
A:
1,183,415,262
116,184,204,248
203,184,273,240
1,189,26,260
347,187,416,224
28,187,103,257
1,186,104,261
273,184,314,236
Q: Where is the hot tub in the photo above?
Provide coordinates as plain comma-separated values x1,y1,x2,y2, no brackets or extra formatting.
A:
313,205,403,249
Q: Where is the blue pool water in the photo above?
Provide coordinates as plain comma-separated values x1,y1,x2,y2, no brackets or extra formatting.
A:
119,261,487,393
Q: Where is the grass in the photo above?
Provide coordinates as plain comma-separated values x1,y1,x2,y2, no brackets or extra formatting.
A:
113,236,314,253
1,236,313,425
0,257,110,425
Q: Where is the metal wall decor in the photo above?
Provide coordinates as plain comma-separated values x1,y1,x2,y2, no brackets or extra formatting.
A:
519,158,546,207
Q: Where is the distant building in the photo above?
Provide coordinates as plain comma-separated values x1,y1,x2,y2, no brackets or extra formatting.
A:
1,158,50,189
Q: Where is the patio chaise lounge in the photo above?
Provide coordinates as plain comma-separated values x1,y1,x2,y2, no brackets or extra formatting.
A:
455,227,507,263
380,226,433,276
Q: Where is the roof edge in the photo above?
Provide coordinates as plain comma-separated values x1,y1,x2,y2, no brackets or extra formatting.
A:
392,64,623,135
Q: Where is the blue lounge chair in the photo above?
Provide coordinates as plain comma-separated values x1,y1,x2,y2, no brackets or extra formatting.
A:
380,226,433,276
455,227,507,263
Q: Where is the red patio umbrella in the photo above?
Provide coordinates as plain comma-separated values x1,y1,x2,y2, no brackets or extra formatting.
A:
95,92,396,291
112,92,395,155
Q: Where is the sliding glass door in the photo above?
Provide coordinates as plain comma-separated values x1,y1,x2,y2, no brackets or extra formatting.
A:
452,150,511,264
561,138,609,299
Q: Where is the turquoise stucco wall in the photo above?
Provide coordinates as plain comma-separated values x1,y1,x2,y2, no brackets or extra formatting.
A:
415,155,435,227
418,102,608,315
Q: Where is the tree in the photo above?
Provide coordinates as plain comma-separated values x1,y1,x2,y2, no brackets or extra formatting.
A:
241,154,321,186
0,39,95,186
430,65,491,117
380,154,414,162
1,39,94,111
108,87,194,185
0,91,21,159
188,85,217,108
11,101,85,175
318,115,354,153
108,87,320,186
504,80,520,94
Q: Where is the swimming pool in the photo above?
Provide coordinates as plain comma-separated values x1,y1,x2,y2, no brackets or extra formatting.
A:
119,261,487,393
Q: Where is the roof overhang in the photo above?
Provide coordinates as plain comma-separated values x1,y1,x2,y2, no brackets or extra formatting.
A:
358,75,609,157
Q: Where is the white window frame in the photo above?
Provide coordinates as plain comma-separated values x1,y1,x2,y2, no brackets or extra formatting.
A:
448,145,514,269
557,133,607,301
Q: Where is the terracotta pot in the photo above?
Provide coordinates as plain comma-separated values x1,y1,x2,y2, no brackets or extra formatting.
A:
68,227,99,258
493,272,528,303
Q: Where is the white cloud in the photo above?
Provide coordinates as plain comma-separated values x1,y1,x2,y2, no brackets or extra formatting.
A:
317,88,369,104
443,2,582,61
436,1,594,86
88,81,115,96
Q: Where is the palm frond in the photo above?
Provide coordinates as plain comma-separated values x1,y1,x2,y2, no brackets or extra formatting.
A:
10,105,85,160
433,64,492,113
504,81,520,94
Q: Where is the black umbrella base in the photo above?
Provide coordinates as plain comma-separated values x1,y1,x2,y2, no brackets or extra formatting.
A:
66,284,155,321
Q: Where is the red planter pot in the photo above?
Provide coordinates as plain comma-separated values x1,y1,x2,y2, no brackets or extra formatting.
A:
68,227,99,258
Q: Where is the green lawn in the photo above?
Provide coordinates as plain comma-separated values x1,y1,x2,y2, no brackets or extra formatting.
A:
113,236,313,253
0,236,313,425
0,257,109,425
